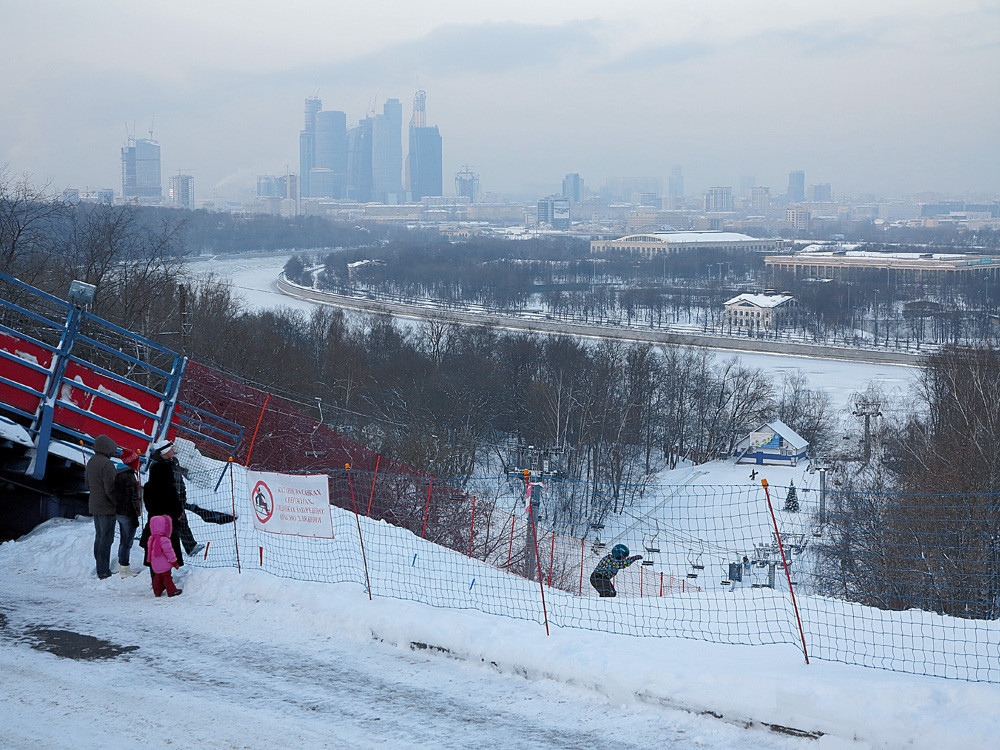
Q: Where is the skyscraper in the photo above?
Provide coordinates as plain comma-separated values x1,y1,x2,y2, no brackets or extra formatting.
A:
347,117,374,203
538,196,570,229
788,170,805,203
169,173,194,210
314,109,348,199
299,96,322,198
407,91,442,201
562,173,584,202
750,186,771,213
121,136,161,204
372,99,403,203
704,186,734,212
667,165,684,209
455,166,479,202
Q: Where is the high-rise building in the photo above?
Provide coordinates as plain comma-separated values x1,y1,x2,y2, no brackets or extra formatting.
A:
299,96,322,198
667,165,684,209
121,137,161,204
562,173,584,202
372,99,403,203
455,166,479,202
169,173,194,210
313,109,348,199
538,196,570,229
811,183,832,202
407,91,442,201
347,117,374,203
704,186,734,212
788,170,805,203
750,186,771,213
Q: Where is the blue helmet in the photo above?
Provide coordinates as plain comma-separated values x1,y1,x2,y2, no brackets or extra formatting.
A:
612,544,629,560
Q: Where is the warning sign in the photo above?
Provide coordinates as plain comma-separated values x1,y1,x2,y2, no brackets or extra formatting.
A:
246,470,333,538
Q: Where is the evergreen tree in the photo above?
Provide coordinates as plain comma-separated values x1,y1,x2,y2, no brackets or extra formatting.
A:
784,480,799,512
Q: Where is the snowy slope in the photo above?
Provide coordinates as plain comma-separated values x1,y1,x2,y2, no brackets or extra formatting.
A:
3,452,1000,749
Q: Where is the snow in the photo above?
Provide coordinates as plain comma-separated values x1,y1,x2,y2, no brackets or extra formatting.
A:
184,252,917,416
3,445,1000,748
724,293,795,308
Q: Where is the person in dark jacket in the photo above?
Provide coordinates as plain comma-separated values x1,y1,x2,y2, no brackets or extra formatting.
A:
590,544,642,597
149,439,204,557
113,449,143,578
86,434,118,579
140,448,185,578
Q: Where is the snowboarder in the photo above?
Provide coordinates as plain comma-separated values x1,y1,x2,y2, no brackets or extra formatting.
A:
590,544,642,597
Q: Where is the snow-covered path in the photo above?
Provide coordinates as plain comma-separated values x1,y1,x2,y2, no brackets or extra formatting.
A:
1,520,811,750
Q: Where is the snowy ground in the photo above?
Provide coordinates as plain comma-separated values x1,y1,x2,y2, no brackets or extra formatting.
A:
3,445,1000,749
183,252,917,416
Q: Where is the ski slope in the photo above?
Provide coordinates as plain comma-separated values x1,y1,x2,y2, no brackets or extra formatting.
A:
2,447,999,748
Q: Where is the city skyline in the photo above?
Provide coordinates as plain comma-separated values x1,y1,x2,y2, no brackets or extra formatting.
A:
2,2,997,202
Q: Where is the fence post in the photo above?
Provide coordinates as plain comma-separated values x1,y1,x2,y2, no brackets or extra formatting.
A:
421,476,434,539
244,393,270,468
761,479,809,665
229,458,241,574
366,454,381,517
526,494,550,636
468,496,476,558
347,464,373,601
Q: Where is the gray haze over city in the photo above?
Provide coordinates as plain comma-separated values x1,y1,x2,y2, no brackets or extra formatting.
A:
3,0,998,202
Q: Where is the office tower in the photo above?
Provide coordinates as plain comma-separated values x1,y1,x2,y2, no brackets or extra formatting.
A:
788,170,805,203
562,173,584,202
169,174,194,210
314,109,348,198
537,196,570,229
750,186,771,213
407,90,442,201
455,166,479,202
372,99,403,203
347,117,374,202
299,96,322,198
739,175,755,199
704,186,734,212
257,174,297,201
811,183,832,202
667,165,684,209
121,136,162,204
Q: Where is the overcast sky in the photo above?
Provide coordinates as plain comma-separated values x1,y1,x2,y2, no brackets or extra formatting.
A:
2,0,998,202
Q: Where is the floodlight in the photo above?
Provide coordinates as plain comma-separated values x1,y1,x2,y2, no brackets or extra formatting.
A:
68,280,96,306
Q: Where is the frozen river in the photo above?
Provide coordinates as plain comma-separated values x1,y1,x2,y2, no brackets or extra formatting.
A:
184,252,918,416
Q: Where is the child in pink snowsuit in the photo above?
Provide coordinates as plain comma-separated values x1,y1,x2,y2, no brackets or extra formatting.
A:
146,515,183,597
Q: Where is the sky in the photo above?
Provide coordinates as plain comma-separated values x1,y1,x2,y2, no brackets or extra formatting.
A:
2,445,999,749
2,1,998,202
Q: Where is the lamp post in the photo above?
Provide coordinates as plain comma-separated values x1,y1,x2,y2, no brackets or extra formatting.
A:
873,288,879,346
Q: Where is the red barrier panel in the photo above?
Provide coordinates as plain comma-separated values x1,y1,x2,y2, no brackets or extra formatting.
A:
52,360,175,453
0,331,52,415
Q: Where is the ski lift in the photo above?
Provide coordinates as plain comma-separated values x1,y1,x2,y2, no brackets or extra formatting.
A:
721,559,733,586
641,534,658,566
589,523,606,554
688,550,704,570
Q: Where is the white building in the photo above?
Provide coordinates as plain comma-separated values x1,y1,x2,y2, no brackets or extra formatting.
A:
590,231,781,257
723,293,797,333
734,420,809,466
